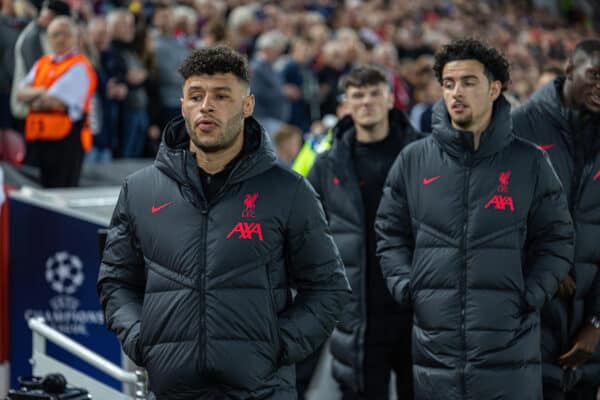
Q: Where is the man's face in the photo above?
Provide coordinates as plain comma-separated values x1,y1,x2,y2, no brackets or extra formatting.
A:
441,59,500,132
345,83,392,130
568,52,600,114
181,73,254,153
47,19,75,56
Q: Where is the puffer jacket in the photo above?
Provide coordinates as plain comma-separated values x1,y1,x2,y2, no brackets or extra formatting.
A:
376,96,574,399
97,116,350,400
307,110,421,392
513,78,600,390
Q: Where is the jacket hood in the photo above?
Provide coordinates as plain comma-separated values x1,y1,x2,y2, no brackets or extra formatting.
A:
154,115,277,193
527,78,570,133
432,94,513,159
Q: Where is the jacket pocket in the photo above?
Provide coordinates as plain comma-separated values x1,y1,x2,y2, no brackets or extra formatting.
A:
265,262,282,366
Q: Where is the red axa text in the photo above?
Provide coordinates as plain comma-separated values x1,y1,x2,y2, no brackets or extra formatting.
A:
484,195,515,212
226,222,264,241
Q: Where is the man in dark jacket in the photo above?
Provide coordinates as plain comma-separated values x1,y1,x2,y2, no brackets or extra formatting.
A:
512,39,600,400
97,46,350,400
376,38,574,400
308,65,421,399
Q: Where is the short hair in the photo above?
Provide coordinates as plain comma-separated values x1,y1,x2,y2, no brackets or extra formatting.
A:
178,46,249,84
256,30,287,51
433,38,510,91
341,65,389,91
572,39,600,64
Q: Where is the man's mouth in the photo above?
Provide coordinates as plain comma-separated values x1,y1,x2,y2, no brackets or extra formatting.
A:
451,102,468,112
196,118,219,130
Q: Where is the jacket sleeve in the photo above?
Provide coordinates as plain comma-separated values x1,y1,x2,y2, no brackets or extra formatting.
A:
278,177,351,366
585,270,600,319
97,181,145,365
523,152,574,310
375,155,414,306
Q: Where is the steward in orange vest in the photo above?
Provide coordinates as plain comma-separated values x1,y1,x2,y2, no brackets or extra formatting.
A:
24,52,97,152
16,16,97,187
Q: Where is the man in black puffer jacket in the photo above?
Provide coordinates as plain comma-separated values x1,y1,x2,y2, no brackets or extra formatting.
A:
376,38,574,400
512,39,600,400
308,65,421,399
97,46,350,400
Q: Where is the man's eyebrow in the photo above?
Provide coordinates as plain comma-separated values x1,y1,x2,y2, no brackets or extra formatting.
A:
187,85,233,92
443,75,479,81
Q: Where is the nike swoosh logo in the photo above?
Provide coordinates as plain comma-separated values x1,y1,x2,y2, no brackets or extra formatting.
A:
151,202,173,214
538,144,555,151
423,176,441,185
594,169,600,181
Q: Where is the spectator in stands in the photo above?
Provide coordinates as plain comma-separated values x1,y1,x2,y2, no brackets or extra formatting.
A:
11,0,70,124
105,8,149,158
277,36,320,133
0,0,26,130
150,4,189,130
250,29,290,137
272,123,302,167
16,16,97,187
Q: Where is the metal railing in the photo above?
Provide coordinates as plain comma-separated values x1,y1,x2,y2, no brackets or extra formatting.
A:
28,317,147,400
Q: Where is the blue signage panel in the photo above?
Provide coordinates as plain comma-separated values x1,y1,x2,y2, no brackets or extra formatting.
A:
9,198,122,390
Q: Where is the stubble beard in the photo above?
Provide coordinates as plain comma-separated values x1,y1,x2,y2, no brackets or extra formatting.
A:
188,109,245,153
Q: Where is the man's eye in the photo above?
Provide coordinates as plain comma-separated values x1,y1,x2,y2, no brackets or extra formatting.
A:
217,94,229,100
443,81,454,89
191,96,203,102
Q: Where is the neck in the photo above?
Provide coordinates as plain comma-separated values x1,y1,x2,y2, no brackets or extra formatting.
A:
452,111,492,151
355,117,389,143
191,134,244,175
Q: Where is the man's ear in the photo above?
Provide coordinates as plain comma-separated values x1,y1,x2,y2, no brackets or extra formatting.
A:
490,80,502,101
565,60,574,81
243,94,255,117
387,89,394,109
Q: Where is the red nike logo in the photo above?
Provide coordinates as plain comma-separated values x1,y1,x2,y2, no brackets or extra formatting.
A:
594,169,600,181
538,144,555,151
151,202,173,214
423,176,441,185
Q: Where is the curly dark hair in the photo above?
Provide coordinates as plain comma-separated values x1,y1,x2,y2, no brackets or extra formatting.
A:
178,46,249,84
433,38,510,91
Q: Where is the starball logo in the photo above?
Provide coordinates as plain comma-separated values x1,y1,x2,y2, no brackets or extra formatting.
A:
227,192,264,241
485,170,515,212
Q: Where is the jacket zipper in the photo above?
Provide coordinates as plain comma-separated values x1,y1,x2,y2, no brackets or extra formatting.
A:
460,152,471,397
198,202,208,373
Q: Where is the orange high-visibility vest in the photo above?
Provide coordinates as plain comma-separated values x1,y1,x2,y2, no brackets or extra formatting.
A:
24,53,98,152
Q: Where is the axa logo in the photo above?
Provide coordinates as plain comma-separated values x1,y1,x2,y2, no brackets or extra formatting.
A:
485,195,515,212
242,192,259,218
485,170,515,212
226,222,264,241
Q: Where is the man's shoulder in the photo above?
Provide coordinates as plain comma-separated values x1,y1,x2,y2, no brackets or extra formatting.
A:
399,134,435,159
123,164,161,189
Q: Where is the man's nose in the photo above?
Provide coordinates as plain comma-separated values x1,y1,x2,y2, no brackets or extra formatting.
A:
200,96,214,111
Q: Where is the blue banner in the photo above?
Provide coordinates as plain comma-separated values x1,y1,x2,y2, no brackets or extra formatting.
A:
9,198,122,390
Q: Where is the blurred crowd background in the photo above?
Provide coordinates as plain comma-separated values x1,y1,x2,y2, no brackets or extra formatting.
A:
0,0,598,168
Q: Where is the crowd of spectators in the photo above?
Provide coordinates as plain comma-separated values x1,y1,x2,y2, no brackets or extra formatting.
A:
0,0,597,168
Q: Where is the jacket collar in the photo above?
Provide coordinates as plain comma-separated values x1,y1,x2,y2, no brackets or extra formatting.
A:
329,108,416,159
155,115,276,201
431,95,513,159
